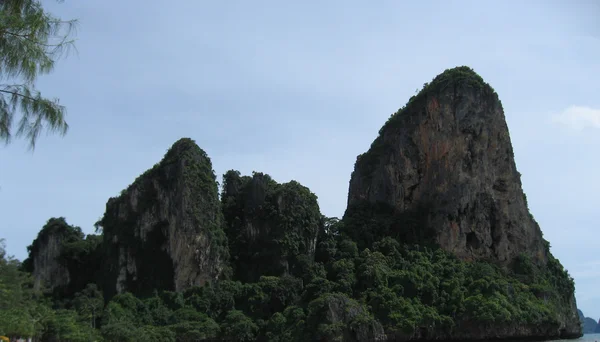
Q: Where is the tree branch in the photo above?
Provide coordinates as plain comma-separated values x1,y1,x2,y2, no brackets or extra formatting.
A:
0,29,70,47
0,87,38,102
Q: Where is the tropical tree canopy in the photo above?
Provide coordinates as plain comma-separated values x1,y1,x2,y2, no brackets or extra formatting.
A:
0,0,77,149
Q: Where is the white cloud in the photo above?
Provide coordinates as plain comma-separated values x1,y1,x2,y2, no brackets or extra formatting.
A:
551,106,600,130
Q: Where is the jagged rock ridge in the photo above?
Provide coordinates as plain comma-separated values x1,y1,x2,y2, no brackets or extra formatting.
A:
221,170,322,282
98,138,228,299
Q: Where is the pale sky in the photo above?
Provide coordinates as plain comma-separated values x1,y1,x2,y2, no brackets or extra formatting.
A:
1,0,599,319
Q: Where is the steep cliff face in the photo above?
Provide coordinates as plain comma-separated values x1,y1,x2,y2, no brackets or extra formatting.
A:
99,138,228,299
343,66,581,339
221,171,321,282
345,66,545,263
23,217,83,293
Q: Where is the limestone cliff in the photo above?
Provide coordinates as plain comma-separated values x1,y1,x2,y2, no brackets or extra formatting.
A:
23,217,82,293
346,66,546,263
221,171,321,282
99,138,228,299
343,66,581,339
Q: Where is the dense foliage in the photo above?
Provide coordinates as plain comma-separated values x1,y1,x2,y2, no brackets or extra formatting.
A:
1,213,578,341
1,127,579,340
0,239,101,341
20,217,103,302
22,217,85,273
221,170,321,283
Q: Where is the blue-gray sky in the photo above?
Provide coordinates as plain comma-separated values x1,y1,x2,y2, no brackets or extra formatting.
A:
1,0,599,319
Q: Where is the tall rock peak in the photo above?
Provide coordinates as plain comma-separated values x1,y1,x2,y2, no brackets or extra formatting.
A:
99,138,228,299
345,65,544,263
343,65,581,337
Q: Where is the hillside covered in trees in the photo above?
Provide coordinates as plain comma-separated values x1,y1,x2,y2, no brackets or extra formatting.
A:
0,67,583,342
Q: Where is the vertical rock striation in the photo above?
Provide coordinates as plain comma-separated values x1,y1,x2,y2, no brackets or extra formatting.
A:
345,66,544,263
99,138,228,299
23,217,83,293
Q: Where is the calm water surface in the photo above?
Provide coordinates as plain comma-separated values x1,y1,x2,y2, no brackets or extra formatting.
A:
549,334,600,342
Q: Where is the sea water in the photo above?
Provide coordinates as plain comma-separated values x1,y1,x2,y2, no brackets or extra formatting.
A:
549,334,600,342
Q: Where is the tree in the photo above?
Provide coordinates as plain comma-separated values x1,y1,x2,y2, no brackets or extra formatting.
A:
0,239,49,339
0,0,77,149
73,284,103,329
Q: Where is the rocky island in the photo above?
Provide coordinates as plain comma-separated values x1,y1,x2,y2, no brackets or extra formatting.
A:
578,309,599,334
6,66,583,341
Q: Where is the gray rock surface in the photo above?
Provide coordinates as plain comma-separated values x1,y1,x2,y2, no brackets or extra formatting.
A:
346,67,546,264
344,66,581,339
29,218,75,292
308,293,387,341
99,138,228,298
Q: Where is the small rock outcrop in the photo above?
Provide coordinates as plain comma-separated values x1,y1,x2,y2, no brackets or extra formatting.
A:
23,217,83,293
221,171,322,282
99,138,228,299
306,293,386,341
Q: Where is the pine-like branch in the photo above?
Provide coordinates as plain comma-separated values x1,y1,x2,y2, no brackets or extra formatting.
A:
0,0,75,149
0,84,67,150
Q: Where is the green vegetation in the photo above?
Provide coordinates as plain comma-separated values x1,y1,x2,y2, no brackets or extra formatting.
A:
22,217,85,273
1,214,577,341
21,217,103,299
97,138,229,299
1,135,577,340
0,0,77,149
0,0,580,338
221,170,321,282
0,239,101,341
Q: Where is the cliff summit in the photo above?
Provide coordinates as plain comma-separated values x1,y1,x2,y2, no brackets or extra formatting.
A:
98,138,228,298
345,66,546,264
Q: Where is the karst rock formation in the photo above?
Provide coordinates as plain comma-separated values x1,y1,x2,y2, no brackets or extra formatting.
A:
98,138,229,298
